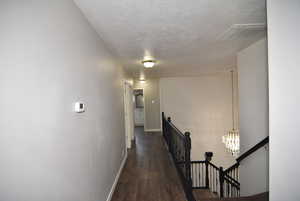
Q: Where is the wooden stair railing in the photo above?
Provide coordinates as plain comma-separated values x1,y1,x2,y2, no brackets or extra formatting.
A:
162,112,269,200
162,112,195,201
236,136,269,163
220,135,269,197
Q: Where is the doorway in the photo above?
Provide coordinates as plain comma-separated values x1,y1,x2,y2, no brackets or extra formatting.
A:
133,89,145,131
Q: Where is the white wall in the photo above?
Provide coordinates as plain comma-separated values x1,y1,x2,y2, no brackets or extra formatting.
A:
160,75,237,168
238,38,269,196
0,1,128,201
134,79,161,131
267,1,300,200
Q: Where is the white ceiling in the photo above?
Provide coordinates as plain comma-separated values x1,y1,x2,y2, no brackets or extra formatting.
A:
75,0,266,78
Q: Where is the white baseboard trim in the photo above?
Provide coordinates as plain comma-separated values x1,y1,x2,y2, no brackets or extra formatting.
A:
145,129,162,132
106,152,128,201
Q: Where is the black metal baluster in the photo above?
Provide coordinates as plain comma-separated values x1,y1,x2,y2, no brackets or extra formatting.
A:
213,168,217,191
202,163,203,187
227,181,229,197
201,163,203,186
199,163,201,187
199,163,200,187
197,163,199,187
191,163,194,188
209,166,212,190
205,160,209,188
213,168,215,192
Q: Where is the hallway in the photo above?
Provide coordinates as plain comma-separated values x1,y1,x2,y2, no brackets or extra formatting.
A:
111,127,186,201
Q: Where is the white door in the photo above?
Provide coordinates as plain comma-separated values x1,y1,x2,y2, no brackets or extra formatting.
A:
124,82,134,149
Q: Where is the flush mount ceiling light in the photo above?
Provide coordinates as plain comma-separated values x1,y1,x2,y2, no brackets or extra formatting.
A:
142,60,156,68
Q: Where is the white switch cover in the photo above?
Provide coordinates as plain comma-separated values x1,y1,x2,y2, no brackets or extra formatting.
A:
74,102,85,113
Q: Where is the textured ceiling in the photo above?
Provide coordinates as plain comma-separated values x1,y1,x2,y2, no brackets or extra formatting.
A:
75,0,266,78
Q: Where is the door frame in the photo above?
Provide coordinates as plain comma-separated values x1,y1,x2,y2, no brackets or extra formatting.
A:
124,81,134,149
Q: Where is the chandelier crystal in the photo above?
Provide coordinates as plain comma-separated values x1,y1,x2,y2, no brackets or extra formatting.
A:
222,70,240,156
222,129,240,155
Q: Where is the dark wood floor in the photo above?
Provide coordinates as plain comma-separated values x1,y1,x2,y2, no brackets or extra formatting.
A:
199,192,268,201
111,127,187,201
193,189,218,200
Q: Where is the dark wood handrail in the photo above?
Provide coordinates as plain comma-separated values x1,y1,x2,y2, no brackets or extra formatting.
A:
224,174,240,186
223,176,240,190
190,160,206,163
224,162,240,174
168,121,186,138
236,136,269,163
208,161,219,170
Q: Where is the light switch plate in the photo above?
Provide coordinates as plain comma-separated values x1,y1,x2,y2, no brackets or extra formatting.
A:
74,102,85,113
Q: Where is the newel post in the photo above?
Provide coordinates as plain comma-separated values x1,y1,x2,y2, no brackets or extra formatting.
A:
205,152,213,189
219,166,224,198
184,132,193,199
167,117,171,122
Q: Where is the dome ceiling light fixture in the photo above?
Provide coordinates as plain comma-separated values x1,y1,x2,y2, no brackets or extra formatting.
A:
142,60,156,68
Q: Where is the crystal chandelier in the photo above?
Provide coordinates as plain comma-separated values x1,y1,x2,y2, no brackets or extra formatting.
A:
222,129,240,155
222,70,240,156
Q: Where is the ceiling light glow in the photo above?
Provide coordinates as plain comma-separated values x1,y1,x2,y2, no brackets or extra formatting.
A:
142,60,155,68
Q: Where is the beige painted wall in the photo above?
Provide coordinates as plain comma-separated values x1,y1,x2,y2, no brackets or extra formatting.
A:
0,1,128,201
238,38,269,196
134,79,161,131
160,74,238,168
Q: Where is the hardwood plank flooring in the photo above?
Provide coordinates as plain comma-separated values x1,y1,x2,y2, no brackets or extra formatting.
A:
193,189,218,200
111,127,187,201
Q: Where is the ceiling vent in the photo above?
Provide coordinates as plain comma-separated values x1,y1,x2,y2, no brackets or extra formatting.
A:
217,23,266,41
